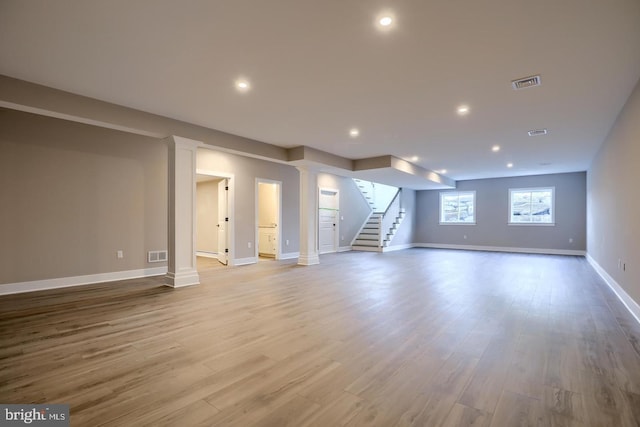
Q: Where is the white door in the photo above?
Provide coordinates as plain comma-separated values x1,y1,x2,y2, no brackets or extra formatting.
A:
318,189,339,254
217,179,228,265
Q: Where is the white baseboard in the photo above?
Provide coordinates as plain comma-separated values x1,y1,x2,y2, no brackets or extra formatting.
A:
382,243,414,253
196,251,218,259
586,254,640,325
351,246,382,252
414,243,585,256
337,246,352,253
279,252,300,260
233,256,257,266
0,267,168,296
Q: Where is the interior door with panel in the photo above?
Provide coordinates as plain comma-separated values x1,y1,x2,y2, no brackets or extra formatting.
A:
318,188,339,254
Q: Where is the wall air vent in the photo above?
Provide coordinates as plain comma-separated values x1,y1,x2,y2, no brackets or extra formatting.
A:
512,75,541,90
528,129,548,137
148,250,168,263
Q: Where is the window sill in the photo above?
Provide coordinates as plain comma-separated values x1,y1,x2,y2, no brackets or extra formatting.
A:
508,222,555,226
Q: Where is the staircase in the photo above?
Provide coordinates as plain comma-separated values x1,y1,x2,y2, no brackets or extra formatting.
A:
352,179,406,252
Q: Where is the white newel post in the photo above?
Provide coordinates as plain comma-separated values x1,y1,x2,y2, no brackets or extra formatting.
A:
297,166,320,265
165,136,200,287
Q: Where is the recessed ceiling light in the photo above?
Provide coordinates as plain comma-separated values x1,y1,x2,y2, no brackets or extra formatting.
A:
457,105,470,115
375,11,396,31
410,156,418,162
235,79,250,92
507,163,514,168
492,145,500,152
440,169,447,174
349,128,360,138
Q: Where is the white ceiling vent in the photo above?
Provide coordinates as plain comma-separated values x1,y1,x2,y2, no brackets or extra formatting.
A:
512,75,541,90
528,129,548,136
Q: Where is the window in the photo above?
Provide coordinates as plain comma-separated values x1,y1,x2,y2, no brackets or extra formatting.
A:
509,187,555,225
440,191,476,224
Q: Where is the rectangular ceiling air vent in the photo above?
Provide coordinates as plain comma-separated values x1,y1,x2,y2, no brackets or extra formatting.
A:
512,75,541,90
528,129,548,136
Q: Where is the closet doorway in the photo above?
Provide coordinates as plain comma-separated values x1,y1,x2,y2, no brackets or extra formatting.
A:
256,179,282,261
195,172,233,270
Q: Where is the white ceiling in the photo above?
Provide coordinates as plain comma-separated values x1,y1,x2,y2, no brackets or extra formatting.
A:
1,0,639,182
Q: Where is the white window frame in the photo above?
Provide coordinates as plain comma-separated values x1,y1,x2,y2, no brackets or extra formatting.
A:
508,187,555,226
439,191,476,225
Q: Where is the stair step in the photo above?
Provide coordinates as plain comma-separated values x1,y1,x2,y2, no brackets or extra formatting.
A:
353,240,380,246
357,235,378,241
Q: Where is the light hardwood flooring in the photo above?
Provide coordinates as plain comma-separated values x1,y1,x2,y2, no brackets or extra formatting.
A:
1,249,640,426
196,256,227,270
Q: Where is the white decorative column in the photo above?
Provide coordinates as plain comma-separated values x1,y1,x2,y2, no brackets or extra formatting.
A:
165,136,200,287
297,166,320,265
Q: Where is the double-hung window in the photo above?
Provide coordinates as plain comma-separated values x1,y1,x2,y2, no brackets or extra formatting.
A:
509,187,555,225
439,191,476,224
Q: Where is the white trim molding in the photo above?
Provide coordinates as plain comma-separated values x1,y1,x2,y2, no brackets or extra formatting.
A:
337,246,352,253
280,252,300,260
196,251,218,259
382,243,415,253
586,254,640,325
233,256,258,266
414,243,585,256
0,267,167,296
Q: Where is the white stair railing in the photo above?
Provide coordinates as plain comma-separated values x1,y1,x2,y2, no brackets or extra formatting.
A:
379,189,402,246
353,178,399,213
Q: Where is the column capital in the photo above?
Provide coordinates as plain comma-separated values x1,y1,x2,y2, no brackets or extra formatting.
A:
165,135,201,149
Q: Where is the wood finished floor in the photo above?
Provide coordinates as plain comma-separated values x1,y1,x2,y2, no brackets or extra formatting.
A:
2,249,640,426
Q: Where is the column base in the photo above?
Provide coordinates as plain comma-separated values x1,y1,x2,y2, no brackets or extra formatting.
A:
297,253,320,266
164,270,200,288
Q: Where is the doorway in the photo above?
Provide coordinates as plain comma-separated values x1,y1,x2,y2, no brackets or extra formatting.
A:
195,171,233,270
318,188,339,254
256,179,282,261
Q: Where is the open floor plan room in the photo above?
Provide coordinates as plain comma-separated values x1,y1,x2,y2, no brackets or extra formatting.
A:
2,250,639,426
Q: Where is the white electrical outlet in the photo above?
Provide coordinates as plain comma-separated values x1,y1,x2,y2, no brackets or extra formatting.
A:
569,238,573,243
463,235,467,240
286,239,289,246
341,235,344,241
248,242,252,248
117,250,123,259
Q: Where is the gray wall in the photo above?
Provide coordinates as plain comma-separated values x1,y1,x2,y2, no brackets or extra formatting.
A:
0,109,167,285
197,149,300,259
318,173,371,248
588,78,640,306
415,172,586,251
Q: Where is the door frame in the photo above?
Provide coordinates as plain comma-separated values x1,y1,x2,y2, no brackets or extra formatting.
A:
255,178,282,260
195,168,235,266
318,187,340,254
